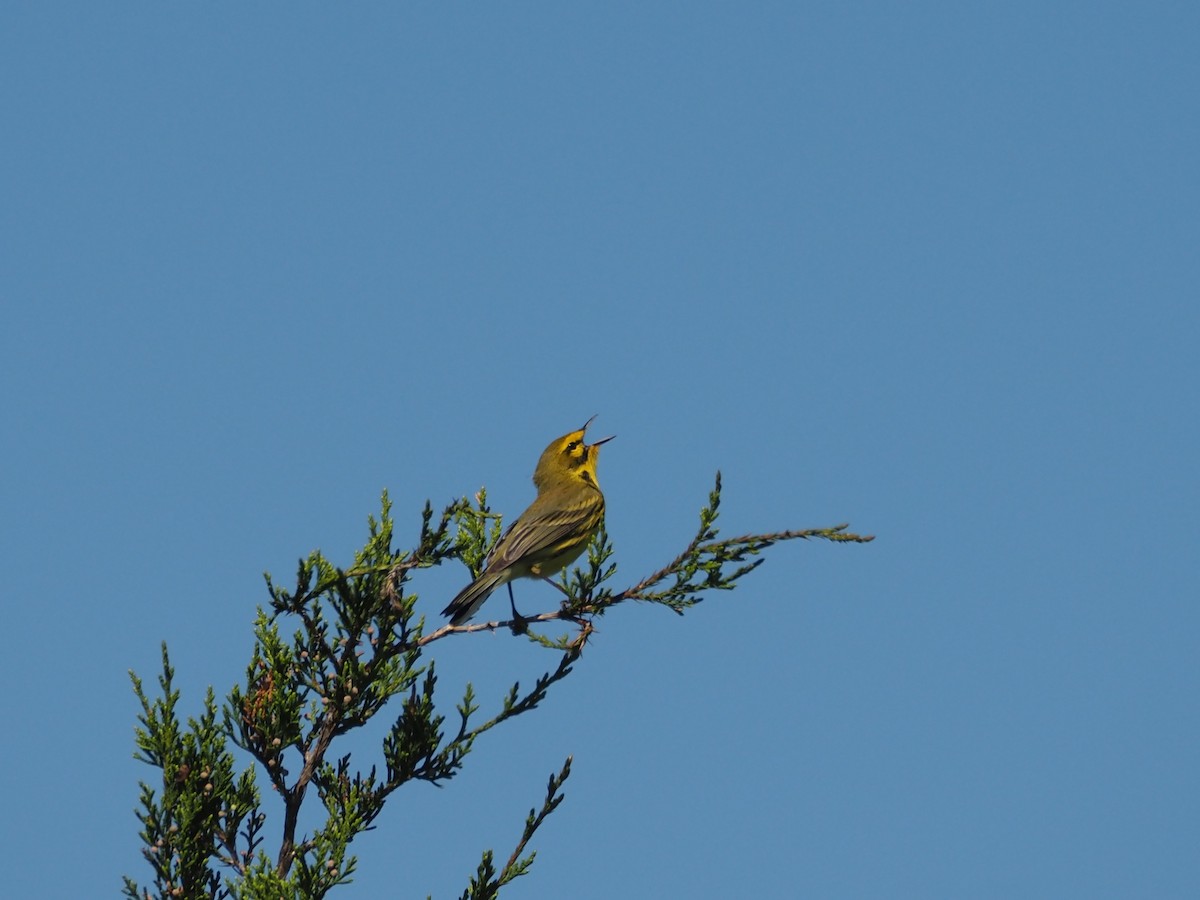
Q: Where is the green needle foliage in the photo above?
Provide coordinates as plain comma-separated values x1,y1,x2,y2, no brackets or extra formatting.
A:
125,473,872,899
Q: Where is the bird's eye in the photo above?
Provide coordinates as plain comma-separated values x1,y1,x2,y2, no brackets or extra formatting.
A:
567,440,580,451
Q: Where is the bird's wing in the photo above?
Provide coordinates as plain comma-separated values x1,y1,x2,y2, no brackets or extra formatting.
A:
487,499,602,572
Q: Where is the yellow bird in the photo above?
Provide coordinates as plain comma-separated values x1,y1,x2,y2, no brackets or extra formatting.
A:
443,417,614,625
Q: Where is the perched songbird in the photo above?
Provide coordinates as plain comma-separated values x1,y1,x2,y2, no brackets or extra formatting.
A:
443,417,614,626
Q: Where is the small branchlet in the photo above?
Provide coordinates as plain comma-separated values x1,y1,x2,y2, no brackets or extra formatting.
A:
452,488,504,579
498,756,573,886
124,645,261,900
590,471,872,617
456,757,573,900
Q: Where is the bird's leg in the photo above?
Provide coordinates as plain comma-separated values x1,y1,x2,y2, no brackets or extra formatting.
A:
507,582,529,635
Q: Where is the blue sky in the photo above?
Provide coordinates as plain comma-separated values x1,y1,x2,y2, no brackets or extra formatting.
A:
2,3,1197,897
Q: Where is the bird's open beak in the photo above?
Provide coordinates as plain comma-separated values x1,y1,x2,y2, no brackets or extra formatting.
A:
581,414,614,446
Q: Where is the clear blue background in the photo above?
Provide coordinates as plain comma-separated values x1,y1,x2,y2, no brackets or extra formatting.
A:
3,3,1196,897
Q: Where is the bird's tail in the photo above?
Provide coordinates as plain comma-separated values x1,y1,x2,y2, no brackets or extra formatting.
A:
442,570,509,625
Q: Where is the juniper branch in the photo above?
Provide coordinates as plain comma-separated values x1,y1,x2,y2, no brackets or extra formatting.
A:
128,473,870,898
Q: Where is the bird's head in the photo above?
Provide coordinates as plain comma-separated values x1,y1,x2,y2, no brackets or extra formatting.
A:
533,415,615,491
